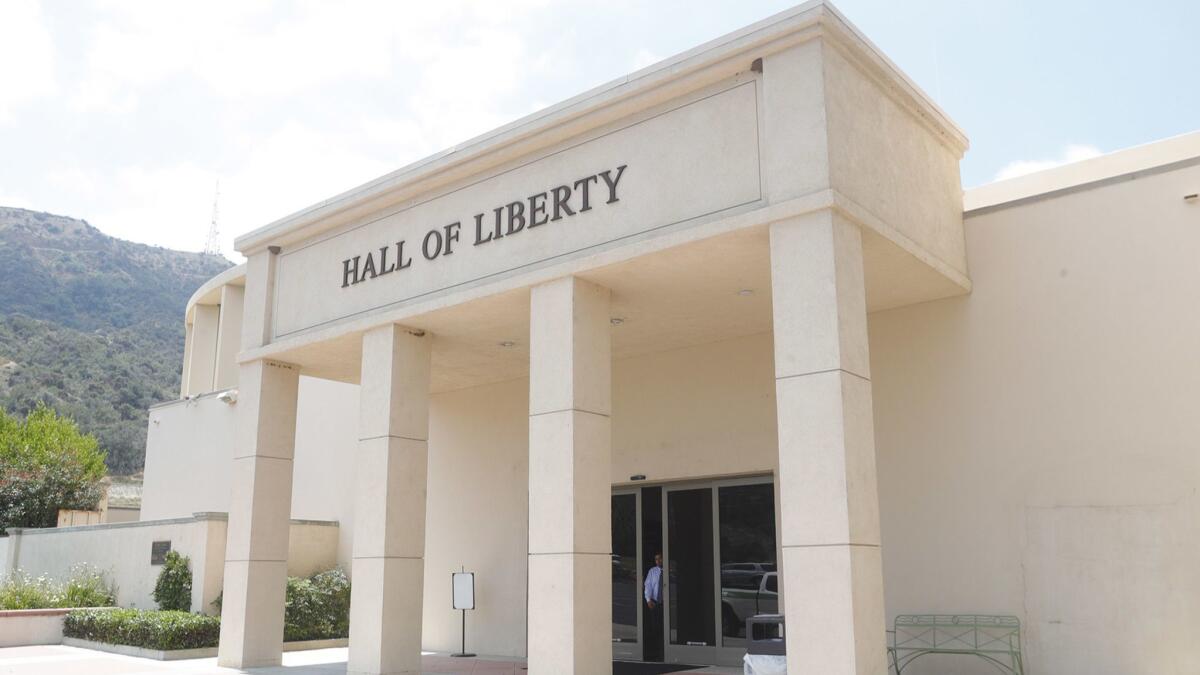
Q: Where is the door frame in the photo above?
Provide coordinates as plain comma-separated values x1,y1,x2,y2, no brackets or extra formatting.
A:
611,488,643,662
614,475,775,668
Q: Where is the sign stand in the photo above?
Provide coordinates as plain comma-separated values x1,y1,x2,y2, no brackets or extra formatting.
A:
451,568,475,658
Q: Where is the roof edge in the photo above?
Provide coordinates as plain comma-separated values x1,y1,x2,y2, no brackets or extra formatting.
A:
185,262,246,325
965,130,1200,213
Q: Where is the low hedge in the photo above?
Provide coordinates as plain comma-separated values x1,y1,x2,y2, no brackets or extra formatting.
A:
63,608,219,651
65,568,351,651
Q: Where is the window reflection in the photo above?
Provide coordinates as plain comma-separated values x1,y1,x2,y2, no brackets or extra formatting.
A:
612,494,638,643
668,488,715,646
718,483,777,647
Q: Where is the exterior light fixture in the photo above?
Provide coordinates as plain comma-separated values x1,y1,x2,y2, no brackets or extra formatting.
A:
737,289,755,296
610,317,625,326
630,474,646,481
498,341,515,347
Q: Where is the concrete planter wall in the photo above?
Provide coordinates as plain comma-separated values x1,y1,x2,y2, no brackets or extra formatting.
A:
0,607,116,648
61,636,348,661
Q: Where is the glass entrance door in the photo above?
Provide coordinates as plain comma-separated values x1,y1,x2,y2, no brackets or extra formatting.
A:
665,478,777,666
613,477,776,668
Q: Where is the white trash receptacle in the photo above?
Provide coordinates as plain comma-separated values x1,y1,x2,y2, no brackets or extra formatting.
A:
744,653,787,675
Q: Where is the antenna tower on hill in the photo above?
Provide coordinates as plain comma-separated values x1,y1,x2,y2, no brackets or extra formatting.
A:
203,179,221,256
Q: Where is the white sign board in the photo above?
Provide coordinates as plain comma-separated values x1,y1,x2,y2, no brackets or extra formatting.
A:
452,572,475,610
271,79,762,338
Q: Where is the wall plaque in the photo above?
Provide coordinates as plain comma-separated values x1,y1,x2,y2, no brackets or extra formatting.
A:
151,540,171,565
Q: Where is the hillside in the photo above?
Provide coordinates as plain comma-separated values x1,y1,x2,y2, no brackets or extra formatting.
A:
0,207,233,474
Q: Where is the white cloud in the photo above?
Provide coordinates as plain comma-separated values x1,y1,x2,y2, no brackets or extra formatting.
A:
994,144,1103,181
631,48,661,70
0,0,57,121
0,0,661,262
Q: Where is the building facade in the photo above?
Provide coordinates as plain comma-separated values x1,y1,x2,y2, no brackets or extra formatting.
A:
130,3,1200,675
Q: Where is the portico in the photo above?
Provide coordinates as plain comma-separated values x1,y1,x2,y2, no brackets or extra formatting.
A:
215,3,968,674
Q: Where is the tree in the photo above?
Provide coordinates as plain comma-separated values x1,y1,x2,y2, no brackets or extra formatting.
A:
0,404,107,534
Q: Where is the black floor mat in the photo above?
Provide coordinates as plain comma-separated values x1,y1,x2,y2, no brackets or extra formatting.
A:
612,662,704,675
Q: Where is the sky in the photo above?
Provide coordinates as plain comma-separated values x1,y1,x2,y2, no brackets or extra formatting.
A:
0,0,1196,260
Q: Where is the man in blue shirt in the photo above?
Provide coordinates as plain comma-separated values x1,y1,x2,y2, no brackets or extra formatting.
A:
644,553,663,608
643,552,664,660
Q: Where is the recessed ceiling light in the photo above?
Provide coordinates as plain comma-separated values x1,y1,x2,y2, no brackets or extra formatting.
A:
737,289,755,296
498,341,515,347
610,317,625,326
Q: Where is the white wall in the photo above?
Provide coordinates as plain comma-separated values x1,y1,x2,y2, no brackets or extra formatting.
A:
290,377,359,568
141,394,237,521
871,161,1200,675
142,377,358,568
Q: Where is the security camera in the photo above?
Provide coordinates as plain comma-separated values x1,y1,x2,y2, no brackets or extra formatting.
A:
217,389,238,405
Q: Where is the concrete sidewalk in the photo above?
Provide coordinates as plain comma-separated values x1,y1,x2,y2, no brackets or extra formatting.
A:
0,645,742,674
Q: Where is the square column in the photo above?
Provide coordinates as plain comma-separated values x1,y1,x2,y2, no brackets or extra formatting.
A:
348,324,432,675
527,277,612,675
770,211,886,675
218,358,300,668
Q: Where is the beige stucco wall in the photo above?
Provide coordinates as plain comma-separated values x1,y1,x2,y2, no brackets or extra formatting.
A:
822,40,966,278
417,331,781,657
141,329,781,656
422,379,530,657
3,517,338,616
290,377,358,566
871,161,1200,675
142,393,237,521
6,516,223,613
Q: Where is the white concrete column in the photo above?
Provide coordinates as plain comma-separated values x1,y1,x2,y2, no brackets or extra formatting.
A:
186,304,220,395
213,284,245,391
527,276,612,675
180,322,194,398
217,358,300,668
770,211,886,675
348,324,432,675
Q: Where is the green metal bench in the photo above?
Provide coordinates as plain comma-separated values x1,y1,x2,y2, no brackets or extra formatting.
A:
887,614,1024,675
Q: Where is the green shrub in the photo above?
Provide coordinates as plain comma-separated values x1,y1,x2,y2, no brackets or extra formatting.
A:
152,551,191,611
64,608,219,650
0,565,115,609
284,568,351,642
212,567,351,641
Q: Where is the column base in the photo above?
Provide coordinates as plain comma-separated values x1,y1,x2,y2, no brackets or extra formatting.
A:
527,552,612,675
347,557,425,675
782,544,886,675
217,559,287,668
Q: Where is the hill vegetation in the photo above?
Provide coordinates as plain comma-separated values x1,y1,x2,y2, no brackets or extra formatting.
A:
0,207,232,474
